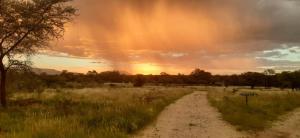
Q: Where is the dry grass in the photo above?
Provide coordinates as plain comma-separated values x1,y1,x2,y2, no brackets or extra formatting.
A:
207,87,300,132
0,87,192,138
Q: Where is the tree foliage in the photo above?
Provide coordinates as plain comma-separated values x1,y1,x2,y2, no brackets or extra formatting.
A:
0,0,76,107
0,0,76,66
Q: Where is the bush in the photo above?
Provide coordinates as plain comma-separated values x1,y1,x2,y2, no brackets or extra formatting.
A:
133,75,145,87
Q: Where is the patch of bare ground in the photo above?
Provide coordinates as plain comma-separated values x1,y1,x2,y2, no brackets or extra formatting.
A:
257,108,300,138
135,91,249,138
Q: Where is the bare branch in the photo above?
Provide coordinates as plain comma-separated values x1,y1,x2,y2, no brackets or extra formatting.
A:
6,60,31,72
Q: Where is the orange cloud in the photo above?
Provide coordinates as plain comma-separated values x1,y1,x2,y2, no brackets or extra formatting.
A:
46,0,300,74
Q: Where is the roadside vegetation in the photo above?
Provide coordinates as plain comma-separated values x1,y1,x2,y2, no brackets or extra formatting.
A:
207,87,300,132
0,87,192,137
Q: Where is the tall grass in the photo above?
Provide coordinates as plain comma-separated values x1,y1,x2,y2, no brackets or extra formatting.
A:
207,87,300,132
0,87,192,138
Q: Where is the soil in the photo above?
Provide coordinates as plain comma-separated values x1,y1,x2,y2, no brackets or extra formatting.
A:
135,91,300,138
135,91,249,138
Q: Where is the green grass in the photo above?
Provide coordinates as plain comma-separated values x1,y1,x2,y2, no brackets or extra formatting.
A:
0,87,192,138
207,87,300,132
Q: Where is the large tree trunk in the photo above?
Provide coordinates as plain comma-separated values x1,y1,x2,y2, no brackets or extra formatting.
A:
0,62,7,108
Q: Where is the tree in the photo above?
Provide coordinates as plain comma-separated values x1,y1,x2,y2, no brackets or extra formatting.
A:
190,68,212,84
0,0,76,107
292,70,300,91
280,70,300,91
263,69,276,88
241,72,264,89
160,72,169,76
98,71,122,82
133,74,145,87
87,70,98,76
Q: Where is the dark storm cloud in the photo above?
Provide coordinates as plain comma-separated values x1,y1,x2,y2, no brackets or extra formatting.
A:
259,0,300,42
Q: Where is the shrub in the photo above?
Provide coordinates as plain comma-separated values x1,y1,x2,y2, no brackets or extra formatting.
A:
133,75,145,87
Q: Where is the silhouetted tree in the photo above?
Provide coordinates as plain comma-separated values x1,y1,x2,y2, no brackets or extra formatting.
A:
292,71,300,90
87,70,98,76
133,74,145,87
190,68,212,85
160,72,169,76
241,72,264,89
264,69,276,88
98,71,123,82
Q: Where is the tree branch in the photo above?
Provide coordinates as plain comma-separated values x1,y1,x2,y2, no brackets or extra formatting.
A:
0,29,19,47
2,4,54,58
2,29,33,57
5,58,31,72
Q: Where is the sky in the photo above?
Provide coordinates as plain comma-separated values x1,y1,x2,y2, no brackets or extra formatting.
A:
33,0,300,75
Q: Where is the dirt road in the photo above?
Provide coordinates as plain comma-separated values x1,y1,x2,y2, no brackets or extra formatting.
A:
257,108,300,138
136,91,248,138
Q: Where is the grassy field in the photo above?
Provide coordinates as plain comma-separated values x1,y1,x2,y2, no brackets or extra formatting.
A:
0,87,192,138
207,87,300,132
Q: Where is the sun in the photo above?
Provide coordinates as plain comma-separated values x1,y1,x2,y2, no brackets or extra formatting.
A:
133,63,161,75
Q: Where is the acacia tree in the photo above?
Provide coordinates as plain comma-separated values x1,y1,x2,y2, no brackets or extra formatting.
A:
0,0,76,107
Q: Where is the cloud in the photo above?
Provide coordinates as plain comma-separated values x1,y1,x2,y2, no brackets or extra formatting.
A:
258,58,300,71
46,0,300,74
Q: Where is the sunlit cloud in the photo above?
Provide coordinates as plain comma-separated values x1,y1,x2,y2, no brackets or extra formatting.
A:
34,0,300,74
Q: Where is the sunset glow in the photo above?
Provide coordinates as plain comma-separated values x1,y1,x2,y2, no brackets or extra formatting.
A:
133,63,162,75
33,0,300,74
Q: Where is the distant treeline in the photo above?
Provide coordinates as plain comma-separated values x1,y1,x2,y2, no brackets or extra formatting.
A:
6,68,300,93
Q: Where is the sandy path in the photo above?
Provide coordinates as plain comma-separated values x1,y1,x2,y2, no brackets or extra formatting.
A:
135,91,249,138
257,108,300,138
